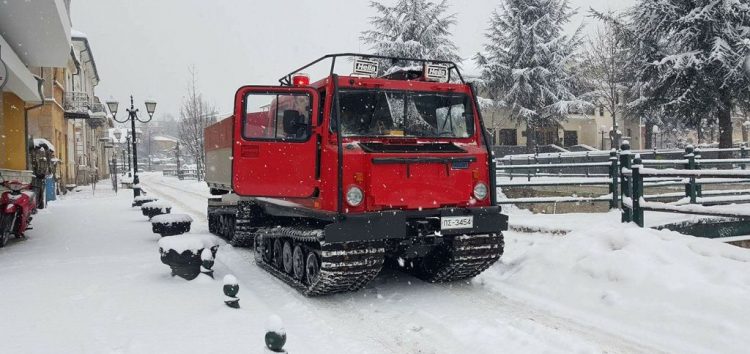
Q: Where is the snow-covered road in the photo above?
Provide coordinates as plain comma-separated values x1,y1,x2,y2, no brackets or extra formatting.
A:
1,174,748,353
137,174,665,354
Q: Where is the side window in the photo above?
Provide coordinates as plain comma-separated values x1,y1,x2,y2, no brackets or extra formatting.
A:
243,92,312,141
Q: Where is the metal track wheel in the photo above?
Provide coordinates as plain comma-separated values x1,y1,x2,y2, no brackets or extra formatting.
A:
292,245,305,281
305,252,320,284
272,239,283,269
282,241,294,274
261,237,273,263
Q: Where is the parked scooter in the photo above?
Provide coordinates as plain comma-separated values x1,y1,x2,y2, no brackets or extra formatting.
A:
0,179,37,247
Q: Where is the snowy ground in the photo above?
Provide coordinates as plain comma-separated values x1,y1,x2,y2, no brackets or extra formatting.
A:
0,174,749,353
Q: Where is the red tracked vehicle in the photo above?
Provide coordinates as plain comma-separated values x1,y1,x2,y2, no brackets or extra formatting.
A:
205,54,507,296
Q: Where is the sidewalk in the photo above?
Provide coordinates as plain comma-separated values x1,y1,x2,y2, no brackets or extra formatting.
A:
0,182,264,354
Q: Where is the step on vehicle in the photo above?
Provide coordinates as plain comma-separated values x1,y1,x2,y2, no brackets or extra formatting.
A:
204,53,508,296
0,179,38,247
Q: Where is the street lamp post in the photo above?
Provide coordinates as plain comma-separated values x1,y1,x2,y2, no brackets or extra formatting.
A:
125,135,132,176
107,96,157,198
743,120,750,144
652,125,660,150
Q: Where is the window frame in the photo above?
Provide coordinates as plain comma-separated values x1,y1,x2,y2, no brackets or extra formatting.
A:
334,88,476,139
241,90,315,143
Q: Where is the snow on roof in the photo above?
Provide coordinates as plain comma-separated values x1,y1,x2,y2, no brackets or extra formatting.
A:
158,234,218,254
33,138,55,152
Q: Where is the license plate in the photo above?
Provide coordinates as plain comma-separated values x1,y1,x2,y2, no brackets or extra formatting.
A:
441,216,473,230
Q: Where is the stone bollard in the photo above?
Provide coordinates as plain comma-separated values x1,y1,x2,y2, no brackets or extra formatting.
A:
201,249,214,278
223,274,240,308
265,315,287,353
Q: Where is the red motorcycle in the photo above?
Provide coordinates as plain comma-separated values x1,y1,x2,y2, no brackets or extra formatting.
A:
0,180,37,247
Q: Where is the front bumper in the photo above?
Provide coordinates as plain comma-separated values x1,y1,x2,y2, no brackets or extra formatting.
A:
323,206,508,242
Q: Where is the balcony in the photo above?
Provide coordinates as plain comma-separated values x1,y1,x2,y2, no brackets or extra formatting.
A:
64,92,108,127
64,91,91,119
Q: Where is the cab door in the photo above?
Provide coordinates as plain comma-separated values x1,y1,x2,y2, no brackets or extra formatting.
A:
232,86,319,198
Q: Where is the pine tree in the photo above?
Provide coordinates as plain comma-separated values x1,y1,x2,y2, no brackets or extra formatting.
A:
360,0,461,71
475,0,586,148
627,0,750,151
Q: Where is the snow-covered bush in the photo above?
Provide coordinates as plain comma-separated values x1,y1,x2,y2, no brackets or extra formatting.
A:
132,195,157,207
151,214,193,236
158,235,219,280
141,200,173,219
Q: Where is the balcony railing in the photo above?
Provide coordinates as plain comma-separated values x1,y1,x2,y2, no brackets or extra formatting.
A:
64,92,109,122
64,91,90,116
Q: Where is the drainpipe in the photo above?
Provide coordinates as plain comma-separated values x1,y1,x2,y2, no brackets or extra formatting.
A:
24,69,46,170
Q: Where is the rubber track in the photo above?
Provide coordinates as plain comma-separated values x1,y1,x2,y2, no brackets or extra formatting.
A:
254,227,385,296
422,233,504,283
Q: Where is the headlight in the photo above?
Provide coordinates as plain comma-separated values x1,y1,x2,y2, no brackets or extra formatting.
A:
346,186,364,206
473,182,488,200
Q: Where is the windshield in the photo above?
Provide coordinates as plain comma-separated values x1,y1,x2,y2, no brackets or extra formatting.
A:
338,90,474,138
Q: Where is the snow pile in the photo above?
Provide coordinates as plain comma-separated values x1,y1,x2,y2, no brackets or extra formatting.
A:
265,314,285,335
223,274,238,285
151,213,193,225
157,234,218,254
32,138,55,152
133,196,154,202
141,200,172,212
483,224,750,353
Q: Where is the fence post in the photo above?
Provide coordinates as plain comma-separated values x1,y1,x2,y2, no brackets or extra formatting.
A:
741,145,747,170
527,156,532,182
684,145,697,204
609,149,619,209
585,151,590,177
620,141,632,223
507,156,513,180
632,154,644,227
695,148,703,197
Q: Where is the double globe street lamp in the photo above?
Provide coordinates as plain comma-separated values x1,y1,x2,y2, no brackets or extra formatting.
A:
106,96,156,197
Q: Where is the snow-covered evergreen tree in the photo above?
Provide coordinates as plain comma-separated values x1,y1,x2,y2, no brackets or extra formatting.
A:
360,0,461,71
627,0,750,150
475,0,585,148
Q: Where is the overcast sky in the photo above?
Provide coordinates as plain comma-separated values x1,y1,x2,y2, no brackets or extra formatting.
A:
72,0,634,120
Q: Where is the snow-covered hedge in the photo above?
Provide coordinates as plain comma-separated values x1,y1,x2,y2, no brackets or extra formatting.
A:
158,235,219,254
159,235,220,280
151,214,193,225
141,200,172,212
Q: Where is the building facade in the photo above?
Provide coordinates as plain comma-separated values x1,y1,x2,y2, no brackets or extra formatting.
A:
1,0,111,192
0,0,71,172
